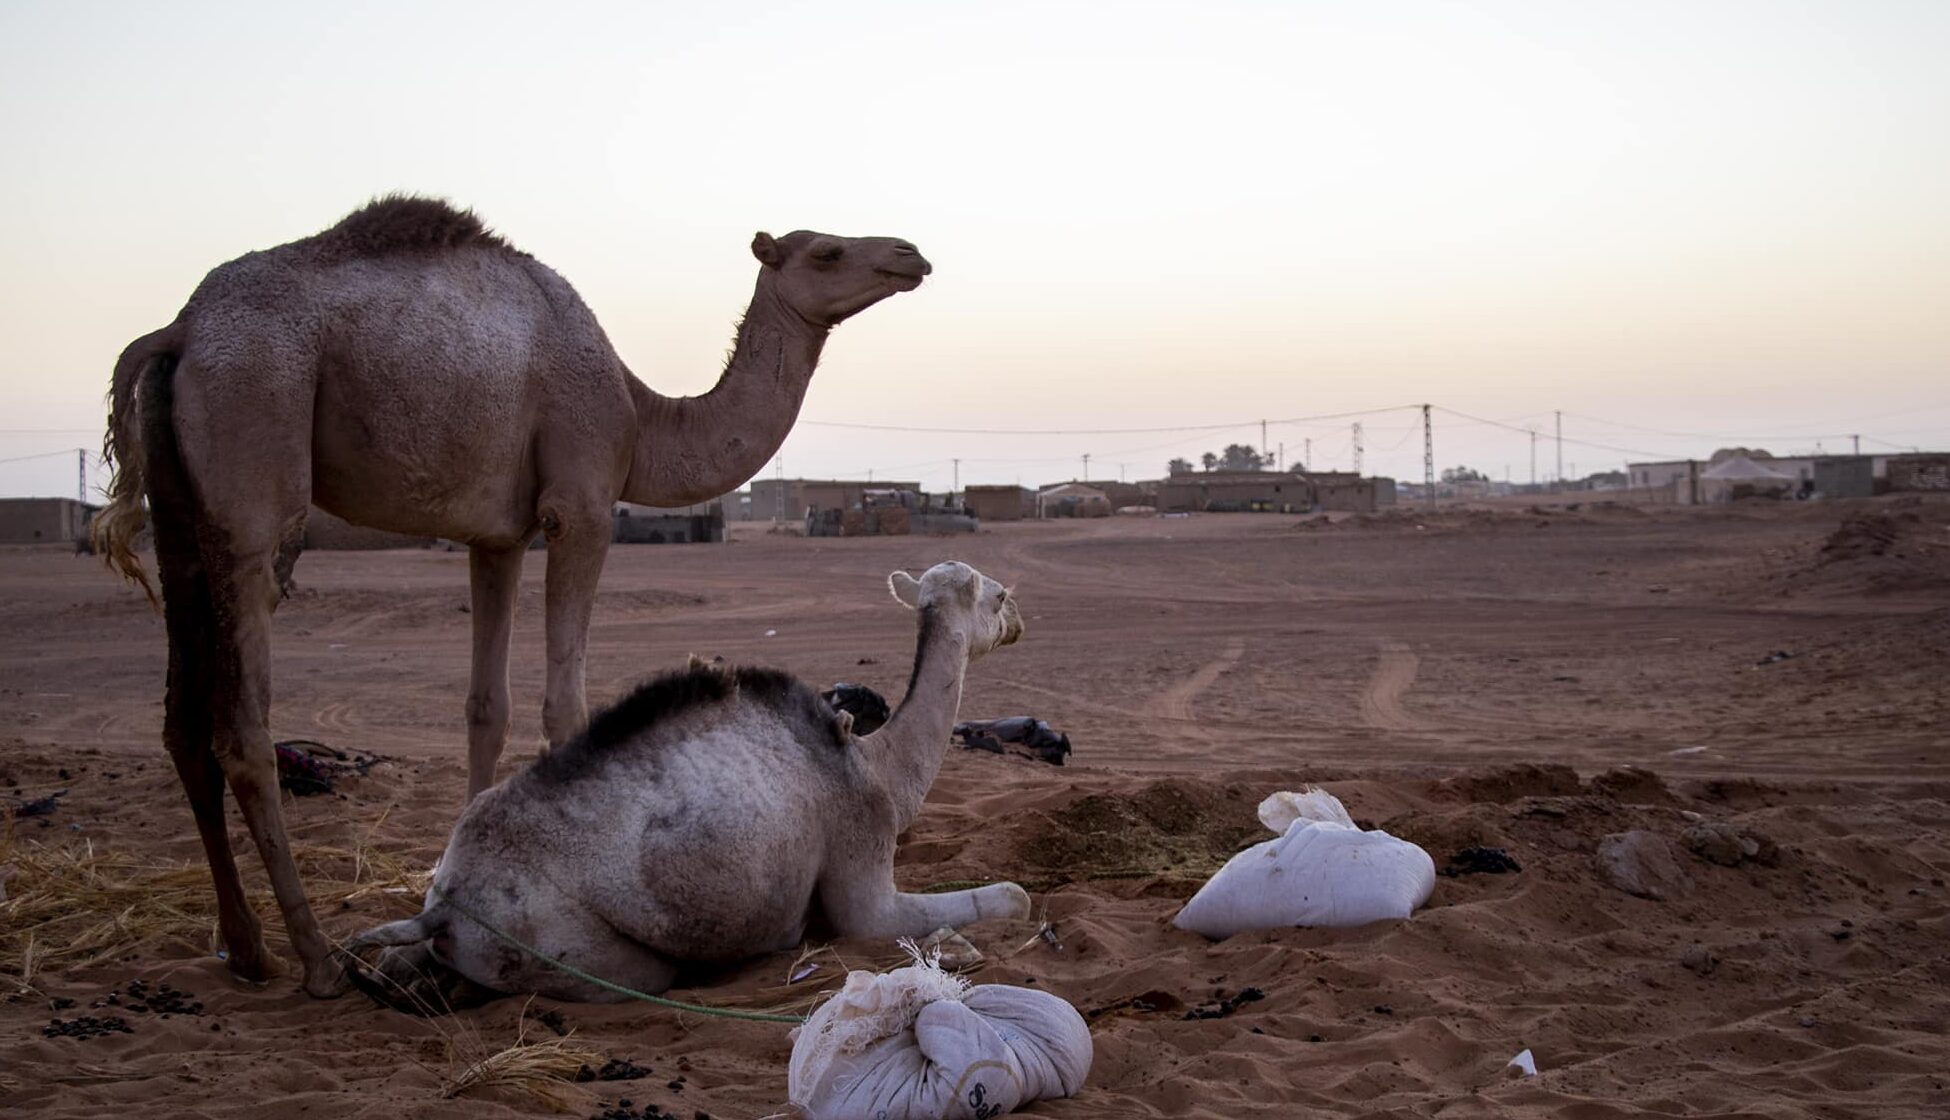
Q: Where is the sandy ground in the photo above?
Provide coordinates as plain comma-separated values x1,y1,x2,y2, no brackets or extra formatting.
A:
2,497,1948,1118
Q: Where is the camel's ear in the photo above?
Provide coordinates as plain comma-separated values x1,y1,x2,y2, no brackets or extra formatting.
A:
752,232,782,268
888,570,922,610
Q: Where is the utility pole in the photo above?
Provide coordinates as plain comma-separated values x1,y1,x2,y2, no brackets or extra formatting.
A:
951,458,960,501
1119,463,1126,482
77,448,87,503
774,457,784,524
1082,453,1090,482
1277,442,1284,472
1529,429,1537,487
1554,410,1563,489
1422,403,1434,505
1260,418,1268,456
1304,437,1311,470
1351,423,1363,474
1852,434,1860,456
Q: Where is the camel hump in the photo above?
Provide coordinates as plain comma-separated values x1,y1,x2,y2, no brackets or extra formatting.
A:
307,195,517,260
532,662,839,784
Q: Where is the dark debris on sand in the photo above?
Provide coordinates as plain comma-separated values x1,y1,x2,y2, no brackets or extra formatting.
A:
1442,846,1523,876
274,739,385,796
577,1057,651,1082
10,789,65,818
1183,987,1266,1020
42,1015,133,1040
591,1103,708,1120
91,978,204,1017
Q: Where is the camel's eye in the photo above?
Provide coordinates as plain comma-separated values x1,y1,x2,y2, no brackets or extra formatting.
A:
811,244,843,263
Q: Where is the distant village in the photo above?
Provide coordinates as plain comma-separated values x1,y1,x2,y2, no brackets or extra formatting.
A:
1,444,1945,548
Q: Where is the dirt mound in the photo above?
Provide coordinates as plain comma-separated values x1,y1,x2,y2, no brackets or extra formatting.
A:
1431,762,1583,803
1758,508,1950,598
1821,510,1914,561
1009,779,1260,875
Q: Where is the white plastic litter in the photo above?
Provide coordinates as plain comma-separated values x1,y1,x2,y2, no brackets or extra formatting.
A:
787,944,1092,1120
1172,788,1436,938
1506,1048,1538,1077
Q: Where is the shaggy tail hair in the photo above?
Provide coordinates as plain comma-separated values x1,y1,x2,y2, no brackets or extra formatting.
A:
91,323,183,608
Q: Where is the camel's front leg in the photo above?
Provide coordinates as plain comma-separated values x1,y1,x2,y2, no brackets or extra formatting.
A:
540,502,611,746
465,542,526,799
819,839,1031,940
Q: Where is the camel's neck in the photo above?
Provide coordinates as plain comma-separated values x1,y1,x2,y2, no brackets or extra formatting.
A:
867,607,972,831
621,280,830,507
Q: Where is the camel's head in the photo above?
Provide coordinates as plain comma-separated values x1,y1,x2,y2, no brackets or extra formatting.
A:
752,230,930,327
888,561,1022,660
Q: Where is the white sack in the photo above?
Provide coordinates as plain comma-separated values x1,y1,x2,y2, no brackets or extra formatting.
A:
1173,788,1435,939
787,948,1092,1120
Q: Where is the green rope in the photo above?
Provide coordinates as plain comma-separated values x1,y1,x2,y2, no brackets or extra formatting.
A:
428,886,807,1024
918,867,1224,894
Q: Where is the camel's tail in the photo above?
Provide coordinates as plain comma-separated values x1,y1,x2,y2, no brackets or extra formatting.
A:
91,323,184,608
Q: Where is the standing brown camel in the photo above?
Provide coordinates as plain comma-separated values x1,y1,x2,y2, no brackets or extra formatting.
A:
92,197,930,996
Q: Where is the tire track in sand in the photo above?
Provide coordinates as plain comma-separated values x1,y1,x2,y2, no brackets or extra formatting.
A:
1147,636,1247,725
1361,640,1428,731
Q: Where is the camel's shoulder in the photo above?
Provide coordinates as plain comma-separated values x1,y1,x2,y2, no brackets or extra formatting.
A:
532,663,841,783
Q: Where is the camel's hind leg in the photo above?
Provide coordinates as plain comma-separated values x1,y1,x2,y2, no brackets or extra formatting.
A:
170,360,342,996
465,542,525,799
151,484,273,981
441,894,678,1002
522,931,678,1003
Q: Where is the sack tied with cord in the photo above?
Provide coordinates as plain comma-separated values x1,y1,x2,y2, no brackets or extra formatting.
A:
1173,788,1436,938
786,944,1092,1120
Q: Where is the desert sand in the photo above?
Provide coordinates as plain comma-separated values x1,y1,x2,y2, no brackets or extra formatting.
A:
2,498,1947,1118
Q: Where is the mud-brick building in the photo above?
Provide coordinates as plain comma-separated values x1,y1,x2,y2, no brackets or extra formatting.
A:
613,500,725,544
963,485,1035,522
1888,454,1950,492
1157,470,1309,513
1036,483,1112,518
0,497,96,545
1307,471,1396,512
745,478,920,521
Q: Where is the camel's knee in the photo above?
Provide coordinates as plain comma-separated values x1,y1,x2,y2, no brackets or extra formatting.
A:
973,882,1032,921
209,736,276,796
466,687,511,741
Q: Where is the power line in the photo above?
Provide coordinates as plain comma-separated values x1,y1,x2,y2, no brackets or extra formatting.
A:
1556,411,1888,445
1434,407,1672,460
799,404,1422,437
0,447,89,466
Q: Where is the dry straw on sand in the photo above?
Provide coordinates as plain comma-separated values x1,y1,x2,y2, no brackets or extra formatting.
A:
0,816,430,991
436,997,608,1109
3,820,616,1110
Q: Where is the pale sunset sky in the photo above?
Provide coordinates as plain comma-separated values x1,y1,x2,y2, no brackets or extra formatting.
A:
1,0,1945,497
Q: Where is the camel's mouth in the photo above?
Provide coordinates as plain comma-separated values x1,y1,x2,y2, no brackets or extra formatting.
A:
876,268,927,292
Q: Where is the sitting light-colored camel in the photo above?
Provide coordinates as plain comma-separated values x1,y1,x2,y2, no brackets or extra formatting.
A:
91,197,929,995
349,560,1028,1000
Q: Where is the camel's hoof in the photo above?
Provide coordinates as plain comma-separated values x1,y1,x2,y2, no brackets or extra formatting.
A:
221,939,277,985
302,954,354,999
